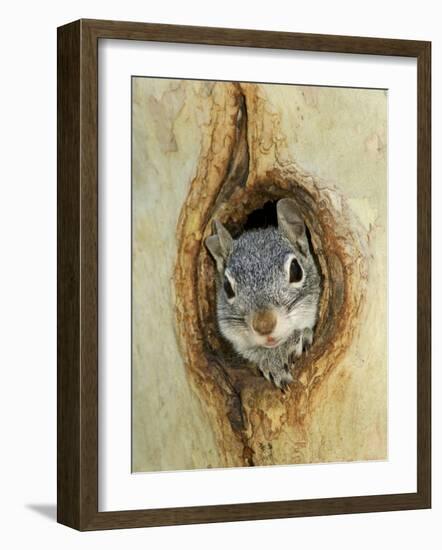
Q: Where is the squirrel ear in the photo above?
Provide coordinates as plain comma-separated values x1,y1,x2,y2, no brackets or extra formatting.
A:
205,220,233,272
277,198,308,255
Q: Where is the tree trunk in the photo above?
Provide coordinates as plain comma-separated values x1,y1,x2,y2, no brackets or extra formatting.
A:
132,78,387,471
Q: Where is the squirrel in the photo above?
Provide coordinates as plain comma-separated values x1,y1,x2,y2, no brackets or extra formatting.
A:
205,198,321,389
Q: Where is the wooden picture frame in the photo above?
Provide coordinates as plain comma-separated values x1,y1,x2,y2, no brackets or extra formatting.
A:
57,18,431,530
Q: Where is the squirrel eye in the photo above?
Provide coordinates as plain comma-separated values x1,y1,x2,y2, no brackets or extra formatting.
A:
223,277,235,299
289,258,303,283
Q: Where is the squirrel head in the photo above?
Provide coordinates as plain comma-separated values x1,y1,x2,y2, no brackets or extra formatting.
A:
205,199,321,357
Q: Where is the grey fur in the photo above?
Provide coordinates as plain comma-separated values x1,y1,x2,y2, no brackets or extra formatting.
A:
205,199,321,389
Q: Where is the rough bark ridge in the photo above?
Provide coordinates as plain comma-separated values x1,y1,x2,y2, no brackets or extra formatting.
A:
174,82,369,467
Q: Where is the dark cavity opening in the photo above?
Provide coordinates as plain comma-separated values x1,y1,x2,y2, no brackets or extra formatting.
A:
242,201,278,231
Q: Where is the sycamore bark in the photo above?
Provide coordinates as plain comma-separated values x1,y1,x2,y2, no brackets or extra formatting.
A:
132,78,387,471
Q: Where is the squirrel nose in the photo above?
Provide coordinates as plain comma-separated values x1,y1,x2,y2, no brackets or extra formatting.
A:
252,309,277,336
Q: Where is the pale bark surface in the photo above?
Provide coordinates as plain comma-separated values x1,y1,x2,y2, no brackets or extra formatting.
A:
132,78,387,472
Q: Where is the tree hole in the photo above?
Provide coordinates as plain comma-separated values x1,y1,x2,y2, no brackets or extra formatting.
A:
197,183,342,393
241,200,278,231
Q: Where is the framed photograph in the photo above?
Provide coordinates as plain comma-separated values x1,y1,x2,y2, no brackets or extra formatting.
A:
57,19,431,530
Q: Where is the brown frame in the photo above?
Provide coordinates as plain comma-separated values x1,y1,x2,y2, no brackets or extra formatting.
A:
57,18,431,531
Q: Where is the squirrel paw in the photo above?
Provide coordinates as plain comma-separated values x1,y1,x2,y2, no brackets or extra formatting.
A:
259,361,293,390
302,327,314,352
273,370,294,391
293,328,314,358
